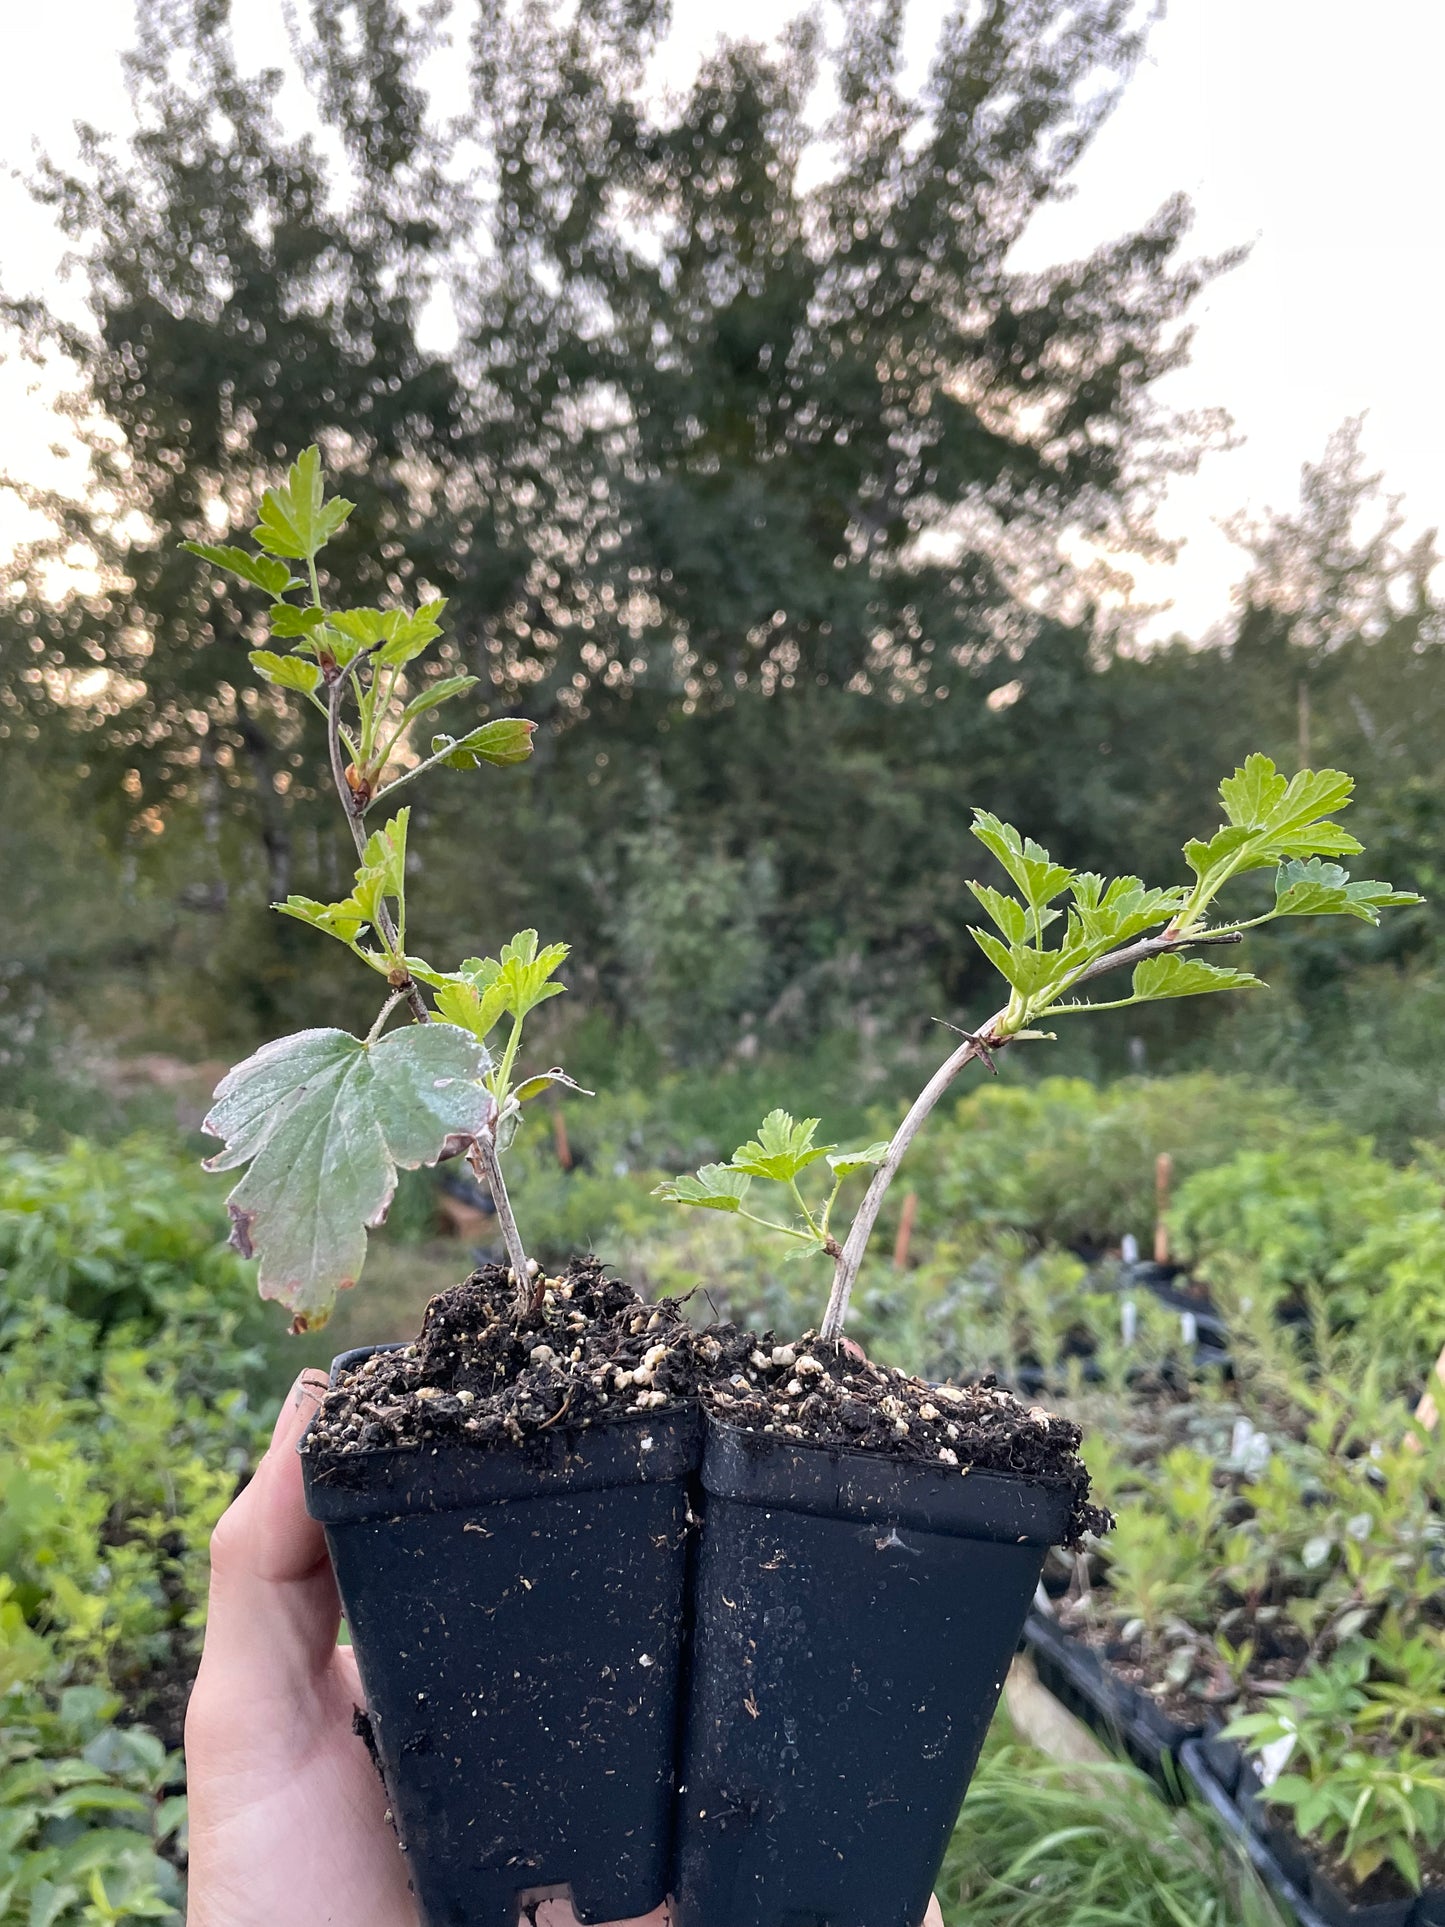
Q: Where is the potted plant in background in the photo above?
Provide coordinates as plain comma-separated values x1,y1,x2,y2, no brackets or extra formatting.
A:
192,449,1421,1927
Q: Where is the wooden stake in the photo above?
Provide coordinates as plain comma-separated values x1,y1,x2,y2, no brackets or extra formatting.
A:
892,1190,918,1270
1154,1152,1173,1266
552,1102,573,1172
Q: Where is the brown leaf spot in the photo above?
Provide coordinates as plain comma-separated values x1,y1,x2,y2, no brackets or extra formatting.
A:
227,1203,256,1259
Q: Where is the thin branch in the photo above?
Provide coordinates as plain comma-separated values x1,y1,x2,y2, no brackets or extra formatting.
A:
819,926,1245,1341
364,989,407,1045
327,670,368,862
470,1136,532,1293
361,735,467,814
326,669,429,1025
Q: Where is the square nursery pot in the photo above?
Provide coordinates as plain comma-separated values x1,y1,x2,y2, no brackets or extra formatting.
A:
1305,1864,1416,1927
671,1415,1078,1927
301,1346,702,1927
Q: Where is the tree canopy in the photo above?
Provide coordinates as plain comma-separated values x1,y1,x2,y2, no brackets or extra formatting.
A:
2,0,1223,881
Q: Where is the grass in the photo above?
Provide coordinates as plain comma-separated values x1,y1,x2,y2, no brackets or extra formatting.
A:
943,1712,1287,1927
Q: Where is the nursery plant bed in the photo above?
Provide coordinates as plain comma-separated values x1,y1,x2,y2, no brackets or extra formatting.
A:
1115,1259,1232,1353
1179,1739,1440,1927
671,1414,1084,1927
300,1267,704,1927
1021,1609,1205,1792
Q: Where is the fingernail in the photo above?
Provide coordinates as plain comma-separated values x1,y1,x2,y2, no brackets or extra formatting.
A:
270,1369,329,1450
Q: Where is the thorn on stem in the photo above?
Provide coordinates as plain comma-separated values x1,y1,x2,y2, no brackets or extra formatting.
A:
933,1018,1000,1075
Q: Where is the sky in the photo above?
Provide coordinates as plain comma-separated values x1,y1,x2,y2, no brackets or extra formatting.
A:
1,0,1441,639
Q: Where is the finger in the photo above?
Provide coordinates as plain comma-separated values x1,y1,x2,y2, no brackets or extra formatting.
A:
923,1897,945,1927
532,1903,669,1927
200,1370,341,1686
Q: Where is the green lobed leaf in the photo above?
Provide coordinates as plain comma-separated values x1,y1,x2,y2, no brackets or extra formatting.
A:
969,928,1071,1000
351,811,409,932
429,934,569,1038
1218,752,1292,830
1273,857,1422,923
431,718,537,769
434,975,511,1043
1066,877,1185,952
826,1142,890,1178
1184,824,1269,882
971,811,1073,918
966,881,1029,946
267,602,326,638
1271,820,1364,863
374,600,448,666
248,649,322,697
182,541,297,597
1185,760,1366,911
324,607,395,646
495,930,570,1021
1130,954,1265,1001
729,1109,834,1183
251,446,355,562
1220,754,1354,835
654,1164,752,1212
202,1024,495,1329
313,602,447,670
400,955,450,989
396,675,480,729
273,894,371,947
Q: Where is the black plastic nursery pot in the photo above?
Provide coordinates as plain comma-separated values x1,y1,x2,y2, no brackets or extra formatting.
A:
301,1345,701,1927
671,1415,1077,1927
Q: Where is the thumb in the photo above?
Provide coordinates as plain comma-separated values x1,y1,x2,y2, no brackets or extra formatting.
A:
198,1369,340,1689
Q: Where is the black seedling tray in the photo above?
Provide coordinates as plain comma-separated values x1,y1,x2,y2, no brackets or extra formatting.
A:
1021,1610,1203,1793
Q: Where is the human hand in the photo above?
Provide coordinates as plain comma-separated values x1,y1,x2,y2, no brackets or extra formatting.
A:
184,1369,944,1927
185,1369,421,1927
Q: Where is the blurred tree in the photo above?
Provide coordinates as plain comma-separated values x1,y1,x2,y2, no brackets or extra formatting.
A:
1,0,1227,911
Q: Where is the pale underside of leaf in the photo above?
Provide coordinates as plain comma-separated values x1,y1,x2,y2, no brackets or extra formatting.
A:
827,1142,890,1177
203,1024,494,1330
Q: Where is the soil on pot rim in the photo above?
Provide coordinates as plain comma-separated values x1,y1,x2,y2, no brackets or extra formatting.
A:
303,1257,1108,1546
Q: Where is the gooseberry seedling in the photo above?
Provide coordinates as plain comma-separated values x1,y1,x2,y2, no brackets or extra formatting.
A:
659,758,1422,1341
191,449,574,1330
